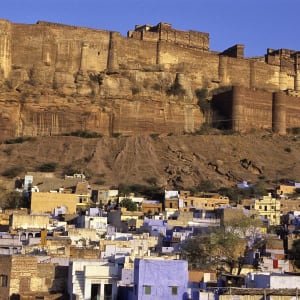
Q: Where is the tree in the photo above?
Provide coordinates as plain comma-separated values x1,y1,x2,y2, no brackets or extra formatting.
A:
181,235,212,269
209,229,246,274
181,227,249,275
290,239,300,269
120,198,137,211
3,191,26,209
224,214,263,240
252,180,267,197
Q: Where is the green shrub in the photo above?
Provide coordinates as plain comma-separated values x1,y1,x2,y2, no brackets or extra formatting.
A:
131,86,140,95
36,162,57,172
195,88,211,114
63,130,103,138
4,136,36,144
2,166,24,178
3,191,26,209
112,133,122,138
150,133,160,140
120,198,137,211
167,82,185,96
287,127,300,135
118,183,164,201
144,177,158,186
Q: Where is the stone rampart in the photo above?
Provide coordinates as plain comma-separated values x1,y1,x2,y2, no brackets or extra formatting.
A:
212,86,300,134
1,19,300,137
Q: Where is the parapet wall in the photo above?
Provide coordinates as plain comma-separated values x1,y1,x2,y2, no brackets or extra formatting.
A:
129,22,209,50
0,19,299,92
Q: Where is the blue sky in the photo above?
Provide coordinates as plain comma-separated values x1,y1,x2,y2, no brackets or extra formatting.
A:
1,0,299,57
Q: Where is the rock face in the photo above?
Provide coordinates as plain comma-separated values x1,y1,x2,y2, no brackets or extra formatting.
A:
0,19,299,139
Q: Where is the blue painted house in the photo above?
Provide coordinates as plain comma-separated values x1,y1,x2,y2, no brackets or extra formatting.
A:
132,258,189,300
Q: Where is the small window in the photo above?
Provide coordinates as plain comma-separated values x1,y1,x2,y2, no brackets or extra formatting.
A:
144,285,151,295
171,286,178,295
104,283,112,300
0,275,8,287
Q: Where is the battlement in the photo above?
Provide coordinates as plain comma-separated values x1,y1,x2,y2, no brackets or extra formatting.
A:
127,22,209,50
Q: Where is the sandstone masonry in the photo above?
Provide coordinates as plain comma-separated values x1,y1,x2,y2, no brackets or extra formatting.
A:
0,19,300,137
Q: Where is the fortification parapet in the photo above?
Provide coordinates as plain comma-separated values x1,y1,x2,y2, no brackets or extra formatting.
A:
128,22,209,50
221,44,244,59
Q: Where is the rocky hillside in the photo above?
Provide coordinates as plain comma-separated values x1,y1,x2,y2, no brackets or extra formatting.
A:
1,132,300,191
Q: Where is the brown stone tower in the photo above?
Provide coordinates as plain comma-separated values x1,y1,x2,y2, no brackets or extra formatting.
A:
272,92,286,135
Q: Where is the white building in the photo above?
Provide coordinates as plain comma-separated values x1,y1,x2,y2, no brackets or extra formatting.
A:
246,272,300,288
68,259,119,300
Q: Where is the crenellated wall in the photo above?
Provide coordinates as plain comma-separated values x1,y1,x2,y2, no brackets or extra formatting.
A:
0,19,297,92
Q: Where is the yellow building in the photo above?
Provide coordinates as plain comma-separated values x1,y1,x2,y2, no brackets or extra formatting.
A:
251,194,281,226
141,200,162,215
179,193,230,211
277,184,298,198
31,192,91,214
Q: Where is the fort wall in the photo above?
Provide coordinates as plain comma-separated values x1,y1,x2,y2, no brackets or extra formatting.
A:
113,35,157,69
212,86,300,134
0,19,12,78
0,19,298,92
1,19,300,137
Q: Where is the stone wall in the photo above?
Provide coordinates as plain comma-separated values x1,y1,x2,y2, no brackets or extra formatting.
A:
0,255,11,300
31,192,79,214
1,19,300,138
10,214,50,230
212,86,300,134
0,255,68,297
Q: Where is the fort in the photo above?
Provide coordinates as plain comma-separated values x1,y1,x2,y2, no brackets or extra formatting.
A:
0,19,300,138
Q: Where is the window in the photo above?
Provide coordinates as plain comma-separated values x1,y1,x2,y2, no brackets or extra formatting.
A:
104,283,112,300
170,286,178,295
91,284,100,300
144,285,151,295
0,275,7,287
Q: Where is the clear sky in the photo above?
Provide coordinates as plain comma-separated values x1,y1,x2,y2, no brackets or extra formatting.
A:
1,0,299,57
